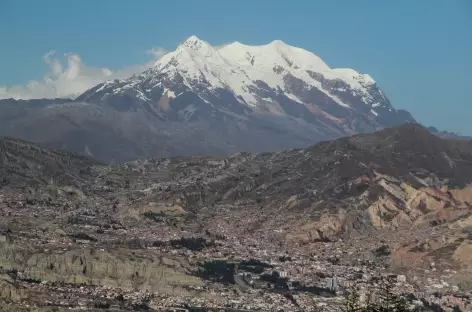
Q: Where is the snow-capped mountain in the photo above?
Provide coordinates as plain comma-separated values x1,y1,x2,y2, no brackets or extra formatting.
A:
0,36,416,162
78,36,413,131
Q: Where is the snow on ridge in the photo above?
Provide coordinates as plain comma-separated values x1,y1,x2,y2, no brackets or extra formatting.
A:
217,38,375,88
109,36,379,108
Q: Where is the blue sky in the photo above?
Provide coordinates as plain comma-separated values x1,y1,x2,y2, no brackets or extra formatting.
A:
0,0,470,134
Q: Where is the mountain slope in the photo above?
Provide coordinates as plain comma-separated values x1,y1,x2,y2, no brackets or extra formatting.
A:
1,36,416,162
0,136,98,187
0,98,336,162
127,122,472,227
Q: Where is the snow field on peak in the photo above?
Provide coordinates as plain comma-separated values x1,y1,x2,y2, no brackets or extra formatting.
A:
149,36,378,108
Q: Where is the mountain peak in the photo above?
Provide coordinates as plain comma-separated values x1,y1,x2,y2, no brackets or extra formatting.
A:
183,35,202,44
179,35,211,51
268,39,288,47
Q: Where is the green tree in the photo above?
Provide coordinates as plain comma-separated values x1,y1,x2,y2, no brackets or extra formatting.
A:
339,276,420,312
342,286,362,312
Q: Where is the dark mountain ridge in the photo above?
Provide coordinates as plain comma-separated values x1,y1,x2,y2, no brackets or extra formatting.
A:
0,136,98,187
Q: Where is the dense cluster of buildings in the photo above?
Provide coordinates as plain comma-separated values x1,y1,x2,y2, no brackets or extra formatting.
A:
1,187,471,312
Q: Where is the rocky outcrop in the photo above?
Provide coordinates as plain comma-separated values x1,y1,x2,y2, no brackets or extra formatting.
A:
366,177,471,230
0,274,28,302
0,243,202,296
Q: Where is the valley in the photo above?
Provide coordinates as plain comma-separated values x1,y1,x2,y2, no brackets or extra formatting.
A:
1,124,472,311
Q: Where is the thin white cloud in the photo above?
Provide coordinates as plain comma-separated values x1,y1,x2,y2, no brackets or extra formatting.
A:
0,47,168,100
146,47,168,59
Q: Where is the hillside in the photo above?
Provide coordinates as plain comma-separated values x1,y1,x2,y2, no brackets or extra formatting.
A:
0,136,98,187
